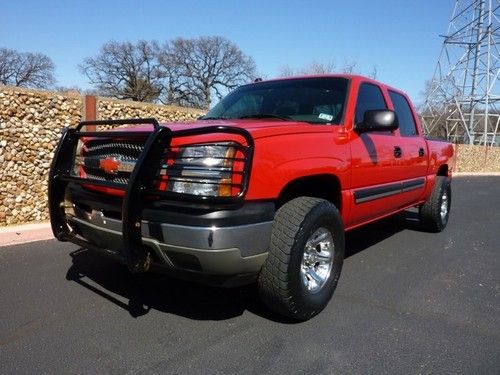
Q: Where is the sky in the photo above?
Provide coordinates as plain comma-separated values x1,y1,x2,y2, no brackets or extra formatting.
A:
1,0,454,105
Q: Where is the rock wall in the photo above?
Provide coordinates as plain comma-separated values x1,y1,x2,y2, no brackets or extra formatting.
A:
97,97,202,122
0,86,203,226
453,144,500,173
0,86,83,225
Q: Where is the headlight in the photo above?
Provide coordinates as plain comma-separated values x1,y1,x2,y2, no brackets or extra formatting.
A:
166,143,237,197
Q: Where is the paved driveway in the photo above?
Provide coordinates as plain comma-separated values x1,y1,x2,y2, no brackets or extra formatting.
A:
0,176,498,374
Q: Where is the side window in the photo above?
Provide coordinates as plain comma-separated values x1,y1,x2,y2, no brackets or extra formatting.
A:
389,91,418,136
355,83,387,124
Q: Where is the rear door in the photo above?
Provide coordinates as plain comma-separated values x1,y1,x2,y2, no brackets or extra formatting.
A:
388,90,428,207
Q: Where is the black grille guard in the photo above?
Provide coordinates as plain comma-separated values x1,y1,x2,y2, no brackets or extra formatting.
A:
48,118,254,272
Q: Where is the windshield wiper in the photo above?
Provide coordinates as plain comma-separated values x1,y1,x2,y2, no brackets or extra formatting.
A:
238,113,292,121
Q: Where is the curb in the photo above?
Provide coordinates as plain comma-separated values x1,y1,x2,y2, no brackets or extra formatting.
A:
0,222,53,247
454,172,500,176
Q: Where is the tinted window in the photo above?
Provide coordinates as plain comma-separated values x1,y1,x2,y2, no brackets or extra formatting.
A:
221,94,263,118
204,78,349,124
355,83,387,124
389,91,417,136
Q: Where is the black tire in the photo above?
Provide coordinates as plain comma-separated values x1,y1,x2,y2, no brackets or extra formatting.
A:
258,197,345,321
419,176,451,232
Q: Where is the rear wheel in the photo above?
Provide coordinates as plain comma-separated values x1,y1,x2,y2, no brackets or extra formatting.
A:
419,176,451,232
258,197,344,320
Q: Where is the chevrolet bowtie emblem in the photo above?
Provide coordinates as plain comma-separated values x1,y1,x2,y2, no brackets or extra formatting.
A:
99,157,120,174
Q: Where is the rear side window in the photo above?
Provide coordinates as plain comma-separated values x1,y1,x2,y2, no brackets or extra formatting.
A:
355,83,387,124
389,91,418,136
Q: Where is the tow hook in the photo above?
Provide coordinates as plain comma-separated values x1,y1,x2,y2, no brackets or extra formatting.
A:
129,251,152,273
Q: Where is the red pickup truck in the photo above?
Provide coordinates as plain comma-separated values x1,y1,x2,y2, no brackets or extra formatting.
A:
49,75,454,320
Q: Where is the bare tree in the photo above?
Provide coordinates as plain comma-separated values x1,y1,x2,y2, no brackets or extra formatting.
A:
279,59,366,77
418,79,451,139
0,49,19,86
307,60,337,74
368,65,378,79
0,48,55,88
277,65,296,77
279,60,336,77
159,36,256,108
80,40,163,102
341,59,358,74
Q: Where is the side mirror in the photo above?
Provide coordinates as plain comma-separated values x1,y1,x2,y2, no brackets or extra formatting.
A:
355,110,398,132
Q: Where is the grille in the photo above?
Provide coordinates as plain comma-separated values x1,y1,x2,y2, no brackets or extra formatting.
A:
80,140,145,185
84,141,144,158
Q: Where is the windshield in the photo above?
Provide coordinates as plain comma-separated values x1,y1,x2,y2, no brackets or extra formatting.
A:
203,77,349,125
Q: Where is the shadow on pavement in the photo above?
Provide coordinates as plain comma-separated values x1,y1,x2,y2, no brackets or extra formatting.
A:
65,210,424,322
66,249,268,321
345,209,423,258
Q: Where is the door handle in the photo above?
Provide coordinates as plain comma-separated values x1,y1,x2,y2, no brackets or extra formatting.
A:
394,146,402,158
419,147,425,157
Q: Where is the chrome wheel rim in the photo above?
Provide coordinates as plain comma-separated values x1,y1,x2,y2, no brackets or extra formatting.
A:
300,227,334,294
440,191,449,221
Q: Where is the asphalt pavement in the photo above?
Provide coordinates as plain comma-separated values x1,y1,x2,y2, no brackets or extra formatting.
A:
0,176,499,374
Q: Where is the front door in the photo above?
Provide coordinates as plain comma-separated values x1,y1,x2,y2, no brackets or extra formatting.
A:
348,82,402,226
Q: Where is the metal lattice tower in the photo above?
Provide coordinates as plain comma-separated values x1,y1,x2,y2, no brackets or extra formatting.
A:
421,0,500,146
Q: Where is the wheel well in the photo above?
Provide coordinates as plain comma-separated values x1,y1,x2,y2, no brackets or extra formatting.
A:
437,164,449,177
277,174,342,211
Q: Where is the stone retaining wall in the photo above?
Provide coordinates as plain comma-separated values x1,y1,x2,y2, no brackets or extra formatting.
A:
0,85,203,226
453,144,500,173
97,97,201,122
0,87,83,225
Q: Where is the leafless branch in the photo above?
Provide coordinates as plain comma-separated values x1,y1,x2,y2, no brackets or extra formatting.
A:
158,36,256,108
79,40,163,102
0,48,55,88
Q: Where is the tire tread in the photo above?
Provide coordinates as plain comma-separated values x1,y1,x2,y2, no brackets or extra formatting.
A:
258,197,334,319
420,176,451,232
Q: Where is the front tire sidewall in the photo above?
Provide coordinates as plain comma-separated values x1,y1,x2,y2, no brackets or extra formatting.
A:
288,204,344,318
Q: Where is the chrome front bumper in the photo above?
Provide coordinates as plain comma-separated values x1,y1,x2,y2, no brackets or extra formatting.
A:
66,206,271,276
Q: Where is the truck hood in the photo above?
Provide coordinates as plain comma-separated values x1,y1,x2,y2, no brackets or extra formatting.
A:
114,119,335,139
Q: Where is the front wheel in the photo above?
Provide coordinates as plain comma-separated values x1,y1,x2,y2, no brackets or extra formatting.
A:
258,197,345,321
